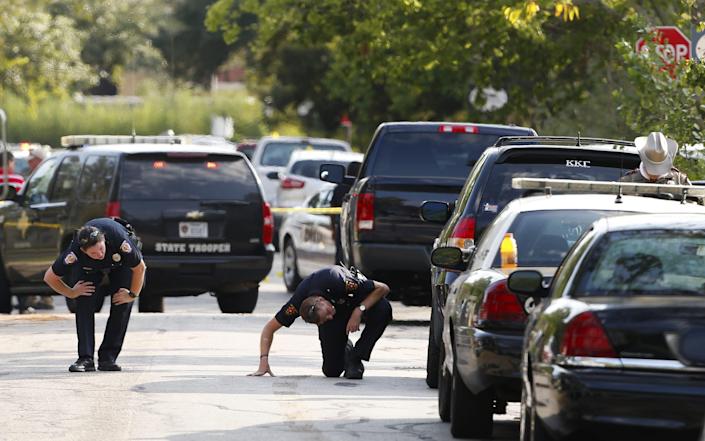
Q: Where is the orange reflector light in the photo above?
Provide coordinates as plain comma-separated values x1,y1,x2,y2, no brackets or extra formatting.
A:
206,161,218,169
153,161,166,169
500,233,518,269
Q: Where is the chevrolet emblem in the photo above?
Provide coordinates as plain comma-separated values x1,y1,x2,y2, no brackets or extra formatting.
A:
185,210,205,220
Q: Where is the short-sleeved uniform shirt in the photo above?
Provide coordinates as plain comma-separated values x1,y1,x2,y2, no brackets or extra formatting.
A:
51,217,143,278
275,266,375,327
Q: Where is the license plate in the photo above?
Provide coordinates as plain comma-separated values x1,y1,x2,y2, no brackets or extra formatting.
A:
179,222,208,238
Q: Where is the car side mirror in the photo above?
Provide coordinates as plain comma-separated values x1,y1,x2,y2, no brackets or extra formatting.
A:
319,163,345,184
507,270,548,297
420,201,451,223
266,171,280,180
431,246,466,271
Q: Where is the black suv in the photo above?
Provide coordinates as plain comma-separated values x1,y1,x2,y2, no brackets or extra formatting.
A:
320,122,536,305
421,136,640,387
0,135,274,314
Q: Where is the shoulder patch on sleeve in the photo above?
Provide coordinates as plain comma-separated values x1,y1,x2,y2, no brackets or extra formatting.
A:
120,240,132,253
345,277,359,294
285,304,298,316
64,252,77,265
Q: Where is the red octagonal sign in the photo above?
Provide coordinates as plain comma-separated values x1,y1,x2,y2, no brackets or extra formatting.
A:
636,26,691,69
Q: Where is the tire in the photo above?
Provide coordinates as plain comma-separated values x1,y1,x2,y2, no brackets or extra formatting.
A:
520,372,553,441
438,339,451,422
65,295,105,314
138,294,164,313
282,239,302,293
450,346,494,438
216,287,258,313
426,307,440,388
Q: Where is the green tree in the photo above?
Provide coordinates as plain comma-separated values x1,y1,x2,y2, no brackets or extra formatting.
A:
206,0,640,138
614,1,705,178
0,0,91,102
153,0,246,87
48,0,166,93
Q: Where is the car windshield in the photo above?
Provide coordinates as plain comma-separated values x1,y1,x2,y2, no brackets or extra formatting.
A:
491,210,631,268
290,159,351,178
476,154,636,229
368,132,501,178
120,154,258,200
573,230,705,297
261,142,346,166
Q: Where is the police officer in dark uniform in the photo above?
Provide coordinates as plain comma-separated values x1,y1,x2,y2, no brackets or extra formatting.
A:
43,218,146,372
620,131,691,185
250,266,391,379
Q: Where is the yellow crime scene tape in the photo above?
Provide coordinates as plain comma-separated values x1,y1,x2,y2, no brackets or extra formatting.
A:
270,207,342,214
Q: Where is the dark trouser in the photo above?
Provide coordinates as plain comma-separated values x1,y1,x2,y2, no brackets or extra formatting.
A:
318,298,393,377
66,265,133,363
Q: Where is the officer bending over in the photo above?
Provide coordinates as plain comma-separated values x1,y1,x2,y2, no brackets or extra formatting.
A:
43,218,146,372
251,266,391,379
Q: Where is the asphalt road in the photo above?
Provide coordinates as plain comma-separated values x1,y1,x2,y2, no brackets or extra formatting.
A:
0,255,520,441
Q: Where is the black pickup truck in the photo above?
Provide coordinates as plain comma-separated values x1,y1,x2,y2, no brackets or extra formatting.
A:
320,122,535,304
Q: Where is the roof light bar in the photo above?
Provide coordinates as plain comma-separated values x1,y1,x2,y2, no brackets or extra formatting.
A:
61,135,182,148
512,178,705,198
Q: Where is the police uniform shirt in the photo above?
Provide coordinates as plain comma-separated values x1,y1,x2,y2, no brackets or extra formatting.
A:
275,266,375,327
620,165,691,185
51,218,143,277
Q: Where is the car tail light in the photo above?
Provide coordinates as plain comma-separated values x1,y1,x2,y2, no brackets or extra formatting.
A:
477,280,527,325
356,192,375,231
281,177,305,189
262,202,273,245
448,216,475,250
438,125,479,134
560,311,617,358
105,201,121,217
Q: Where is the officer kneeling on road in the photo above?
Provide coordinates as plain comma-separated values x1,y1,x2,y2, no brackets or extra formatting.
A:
250,266,391,379
43,218,146,372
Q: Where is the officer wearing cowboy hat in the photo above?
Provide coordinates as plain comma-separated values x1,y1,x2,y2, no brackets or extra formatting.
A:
43,218,146,372
620,131,691,185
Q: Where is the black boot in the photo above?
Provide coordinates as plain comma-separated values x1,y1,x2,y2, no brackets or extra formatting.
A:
344,340,364,380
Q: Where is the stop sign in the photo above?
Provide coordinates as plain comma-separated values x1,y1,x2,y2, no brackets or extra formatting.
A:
636,26,691,66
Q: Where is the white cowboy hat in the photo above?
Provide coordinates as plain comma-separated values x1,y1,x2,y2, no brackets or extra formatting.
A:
634,132,678,177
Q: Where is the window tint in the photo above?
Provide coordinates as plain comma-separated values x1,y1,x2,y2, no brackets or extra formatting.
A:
261,142,347,167
573,230,705,297
120,154,259,200
290,160,350,178
475,154,637,231
490,210,631,268
51,156,81,202
24,158,59,205
368,132,500,178
78,156,117,202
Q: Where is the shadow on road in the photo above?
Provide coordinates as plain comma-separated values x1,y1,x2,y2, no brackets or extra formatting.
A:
163,418,519,441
